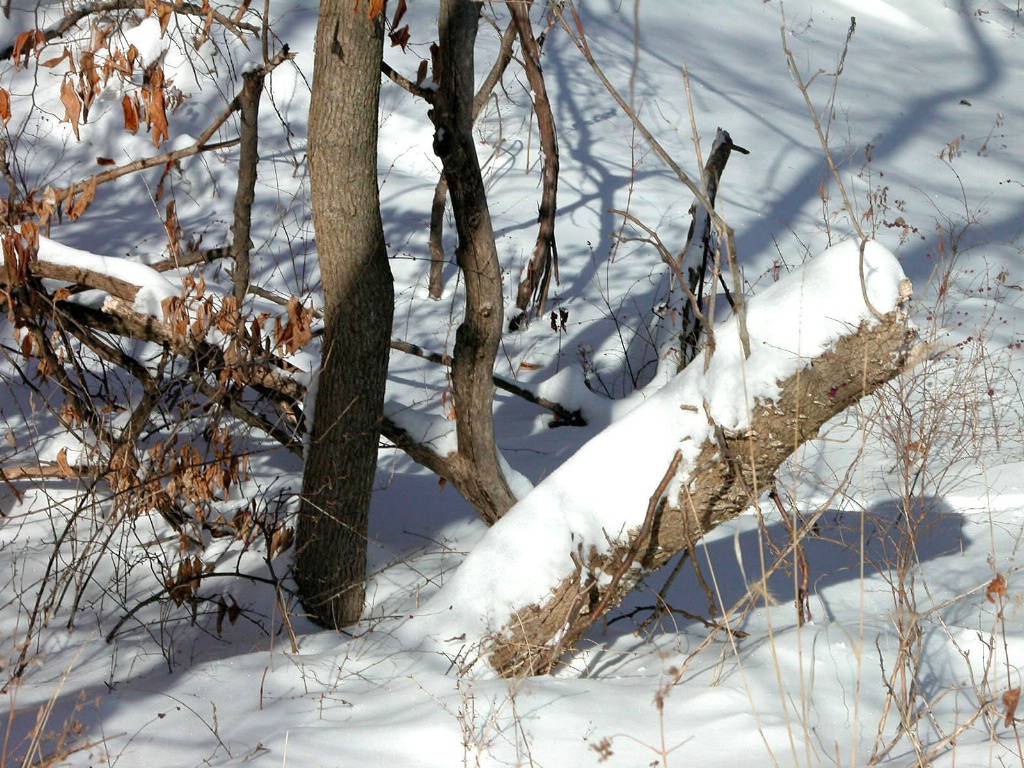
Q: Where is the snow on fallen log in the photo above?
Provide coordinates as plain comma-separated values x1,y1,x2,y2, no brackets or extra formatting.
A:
399,239,918,676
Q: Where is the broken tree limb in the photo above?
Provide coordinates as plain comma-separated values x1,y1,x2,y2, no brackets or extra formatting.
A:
489,310,917,676
555,2,751,360
674,128,748,371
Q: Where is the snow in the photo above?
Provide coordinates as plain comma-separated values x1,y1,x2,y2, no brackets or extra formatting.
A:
2,1,1024,767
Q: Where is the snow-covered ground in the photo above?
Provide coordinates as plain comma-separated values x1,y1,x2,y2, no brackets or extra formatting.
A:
3,1,1024,766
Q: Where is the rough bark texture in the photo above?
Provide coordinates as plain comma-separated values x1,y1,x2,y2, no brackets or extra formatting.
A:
488,313,917,676
431,0,516,524
296,4,394,629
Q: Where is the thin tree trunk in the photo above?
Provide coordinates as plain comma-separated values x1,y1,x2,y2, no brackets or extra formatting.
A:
431,0,516,524
296,3,394,629
230,67,264,304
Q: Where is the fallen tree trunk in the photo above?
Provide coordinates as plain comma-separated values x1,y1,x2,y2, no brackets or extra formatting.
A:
489,311,916,675
400,240,918,678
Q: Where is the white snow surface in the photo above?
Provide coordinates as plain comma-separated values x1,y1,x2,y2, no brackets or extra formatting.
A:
2,1,1024,767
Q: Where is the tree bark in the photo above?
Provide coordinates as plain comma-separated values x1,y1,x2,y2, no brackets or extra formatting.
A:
296,4,394,629
431,0,516,524
488,313,917,676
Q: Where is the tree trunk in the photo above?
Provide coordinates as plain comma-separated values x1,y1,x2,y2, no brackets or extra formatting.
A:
431,0,517,524
296,3,394,629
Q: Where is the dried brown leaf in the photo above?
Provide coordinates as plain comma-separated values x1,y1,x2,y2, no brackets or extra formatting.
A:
56,447,75,479
987,573,1008,603
270,527,294,559
40,45,71,69
276,296,313,355
164,199,182,259
143,67,170,147
156,3,173,36
37,185,57,231
392,0,407,27
66,176,97,220
1005,687,1021,727
0,88,10,127
12,30,45,70
122,94,140,134
215,595,227,636
59,75,82,141
78,50,101,117
389,24,411,51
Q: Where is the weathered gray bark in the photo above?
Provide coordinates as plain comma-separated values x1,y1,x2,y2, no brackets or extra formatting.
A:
431,0,516,524
488,313,917,676
296,4,394,629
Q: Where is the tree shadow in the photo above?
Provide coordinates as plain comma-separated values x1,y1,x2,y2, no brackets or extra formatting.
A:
586,495,970,676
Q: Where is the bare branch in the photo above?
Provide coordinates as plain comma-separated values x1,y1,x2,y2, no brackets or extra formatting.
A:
390,338,585,426
509,1,560,323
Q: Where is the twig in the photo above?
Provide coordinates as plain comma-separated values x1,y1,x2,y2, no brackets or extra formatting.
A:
389,337,586,426
779,13,883,320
